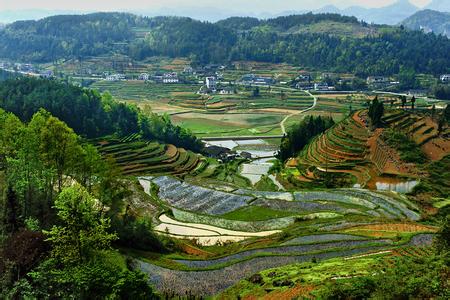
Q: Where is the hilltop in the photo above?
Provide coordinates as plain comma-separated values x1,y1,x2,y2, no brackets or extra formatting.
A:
401,9,450,38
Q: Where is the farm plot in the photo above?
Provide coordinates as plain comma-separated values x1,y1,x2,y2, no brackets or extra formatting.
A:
138,248,376,296
149,176,253,215
281,233,368,246
96,136,201,176
137,236,430,297
146,176,420,222
173,239,393,269
294,111,376,185
172,208,297,232
154,214,281,245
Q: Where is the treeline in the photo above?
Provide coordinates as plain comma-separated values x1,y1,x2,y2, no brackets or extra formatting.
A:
0,12,147,62
0,77,203,152
278,116,335,161
0,69,20,81
0,109,164,298
215,13,360,31
432,84,450,100
1,13,449,75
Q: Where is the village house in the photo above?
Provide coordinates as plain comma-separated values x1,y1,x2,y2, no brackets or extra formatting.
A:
314,82,329,91
162,72,179,84
106,74,125,81
206,77,217,90
40,70,54,79
139,73,150,81
366,76,389,85
295,81,314,90
440,74,450,83
218,87,235,95
240,74,275,86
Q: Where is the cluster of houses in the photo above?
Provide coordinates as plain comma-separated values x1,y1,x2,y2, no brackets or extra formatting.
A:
105,71,180,83
239,74,275,86
105,73,126,81
0,61,54,78
198,76,235,95
203,145,252,162
153,72,179,84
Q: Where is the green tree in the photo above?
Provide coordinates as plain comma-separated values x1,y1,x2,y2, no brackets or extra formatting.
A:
368,96,384,128
252,87,260,97
411,96,416,110
45,184,117,264
29,110,82,192
401,96,407,108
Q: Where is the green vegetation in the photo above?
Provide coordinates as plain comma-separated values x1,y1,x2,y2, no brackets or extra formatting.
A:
0,77,203,152
278,115,335,161
0,108,161,298
1,13,449,75
381,128,427,163
368,96,384,128
413,155,450,198
432,84,450,100
221,206,293,222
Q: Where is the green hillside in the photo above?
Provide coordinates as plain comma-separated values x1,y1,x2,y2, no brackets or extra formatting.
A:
0,12,449,75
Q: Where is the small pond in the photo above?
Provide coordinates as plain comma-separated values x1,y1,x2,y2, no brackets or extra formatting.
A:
369,176,419,193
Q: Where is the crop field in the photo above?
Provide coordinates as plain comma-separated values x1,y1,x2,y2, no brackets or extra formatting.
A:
382,110,450,160
219,235,434,299
142,176,421,240
90,81,201,102
133,169,434,297
291,111,378,185
136,233,434,296
95,135,201,176
171,112,285,137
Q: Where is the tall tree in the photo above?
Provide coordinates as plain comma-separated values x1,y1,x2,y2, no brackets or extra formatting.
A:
45,184,117,264
368,96,384,128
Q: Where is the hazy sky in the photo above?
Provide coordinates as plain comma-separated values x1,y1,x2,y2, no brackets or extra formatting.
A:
0,0,433,12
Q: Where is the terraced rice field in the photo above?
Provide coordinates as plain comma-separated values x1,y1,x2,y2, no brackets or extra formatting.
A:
154,214,281,245
382,110,450,160
137,233,434,296
295,111,377,185
142,176,420,236
96,135,201,176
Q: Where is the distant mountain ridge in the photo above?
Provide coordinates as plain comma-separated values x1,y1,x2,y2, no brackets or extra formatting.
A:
1,1,448,25
401,9,450,38
315,0,419,25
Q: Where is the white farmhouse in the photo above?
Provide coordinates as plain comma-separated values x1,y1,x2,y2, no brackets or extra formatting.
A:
206,77,217,89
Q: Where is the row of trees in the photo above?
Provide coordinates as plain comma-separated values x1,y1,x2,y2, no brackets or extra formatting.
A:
277,116,335,161
1,13,449,75
0,108,162,298
0,77,204,152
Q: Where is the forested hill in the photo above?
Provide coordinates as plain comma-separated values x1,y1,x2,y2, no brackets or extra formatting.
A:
0,12,147,62
1,12,450,75
0,77,203,152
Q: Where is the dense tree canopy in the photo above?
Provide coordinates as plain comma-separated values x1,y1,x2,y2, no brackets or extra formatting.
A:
0,77,203,152
278,115,335,161
0,13,449,75
0,109,160,298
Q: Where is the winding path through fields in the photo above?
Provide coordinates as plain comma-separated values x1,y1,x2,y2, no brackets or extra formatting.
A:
280,90,317,135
